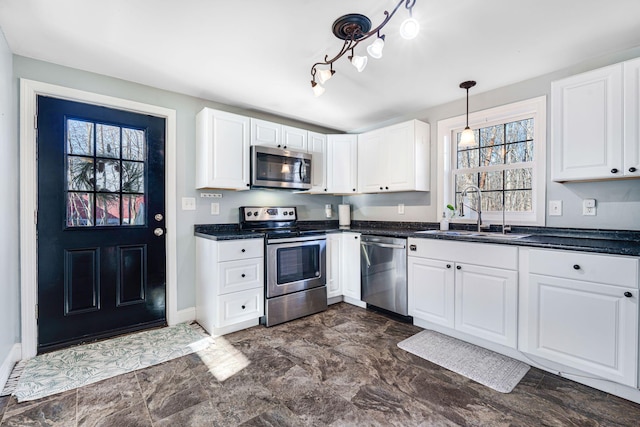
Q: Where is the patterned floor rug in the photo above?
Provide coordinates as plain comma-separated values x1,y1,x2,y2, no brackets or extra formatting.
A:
398,330,530,393
10,323,212,402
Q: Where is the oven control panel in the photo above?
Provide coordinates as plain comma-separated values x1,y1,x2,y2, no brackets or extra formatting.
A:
240,206,297,222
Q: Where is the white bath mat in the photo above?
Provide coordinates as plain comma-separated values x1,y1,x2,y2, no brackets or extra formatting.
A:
398,330,529,393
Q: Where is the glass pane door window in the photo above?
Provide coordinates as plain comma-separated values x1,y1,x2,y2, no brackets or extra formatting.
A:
66,119,147,227
276,245,320,285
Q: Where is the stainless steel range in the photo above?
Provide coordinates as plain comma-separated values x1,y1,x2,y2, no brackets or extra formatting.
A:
239,206,327,327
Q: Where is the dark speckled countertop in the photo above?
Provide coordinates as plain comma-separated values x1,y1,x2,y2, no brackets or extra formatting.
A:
194,220,640,257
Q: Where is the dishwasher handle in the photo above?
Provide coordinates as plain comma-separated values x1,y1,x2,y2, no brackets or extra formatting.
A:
360,241,406,250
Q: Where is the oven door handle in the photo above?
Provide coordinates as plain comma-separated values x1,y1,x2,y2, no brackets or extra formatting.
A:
360,241,406,249
267,235,326,244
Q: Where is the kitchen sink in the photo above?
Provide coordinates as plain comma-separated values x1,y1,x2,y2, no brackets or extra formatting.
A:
415,230,530,239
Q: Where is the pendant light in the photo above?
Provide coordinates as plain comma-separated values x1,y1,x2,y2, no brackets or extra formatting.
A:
459,80,477,148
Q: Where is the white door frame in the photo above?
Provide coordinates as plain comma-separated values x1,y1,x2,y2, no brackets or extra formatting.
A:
20,79,178,359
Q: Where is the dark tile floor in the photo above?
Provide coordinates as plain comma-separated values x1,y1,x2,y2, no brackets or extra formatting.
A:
2,302,640,426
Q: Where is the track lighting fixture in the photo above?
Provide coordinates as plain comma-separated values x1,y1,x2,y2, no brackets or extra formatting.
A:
310,0,418,96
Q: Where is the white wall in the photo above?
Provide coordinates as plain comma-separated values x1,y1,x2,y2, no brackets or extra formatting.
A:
12,56,341,312
0,30,20,373
346,45,640,231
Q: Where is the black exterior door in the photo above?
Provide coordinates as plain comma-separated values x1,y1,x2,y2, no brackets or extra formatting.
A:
36,96,167,353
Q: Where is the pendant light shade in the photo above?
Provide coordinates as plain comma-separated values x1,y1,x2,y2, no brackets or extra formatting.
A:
399,17,420,40
350,54,368,72
317,68,335,84
366,37,385,59
458,80,477,148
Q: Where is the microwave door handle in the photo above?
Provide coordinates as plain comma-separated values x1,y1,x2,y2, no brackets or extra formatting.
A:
299,160,308,181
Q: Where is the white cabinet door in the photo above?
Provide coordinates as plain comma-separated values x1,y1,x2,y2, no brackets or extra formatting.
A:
282,125,308,151
551,64,624,181
525,274,638,387
327,134,358,194
326,233,342,299
455,263,518,348
357,120,430,193
341,233,362,300
250,118,281,147
308,131,328,193
357,129,385,193
408,257,455,328
624,57,640,177
195,108,250,190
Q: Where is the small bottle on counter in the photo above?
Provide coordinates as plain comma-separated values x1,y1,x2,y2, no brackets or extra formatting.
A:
440,211,450,231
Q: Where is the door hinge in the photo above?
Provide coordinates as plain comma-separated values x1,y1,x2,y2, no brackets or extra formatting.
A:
34,114,37,129
35,304,38,320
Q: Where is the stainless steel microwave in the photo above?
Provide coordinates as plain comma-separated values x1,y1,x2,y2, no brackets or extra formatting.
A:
251,145,312,190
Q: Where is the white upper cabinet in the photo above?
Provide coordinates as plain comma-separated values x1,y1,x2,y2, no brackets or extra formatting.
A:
552,59,640,181
196,108,251,190
307,131,328,193
624,58,640,178
250,118,308,151
358,120,430,193
327,134,358,194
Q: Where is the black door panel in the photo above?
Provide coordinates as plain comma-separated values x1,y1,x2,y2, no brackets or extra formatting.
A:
37,96,166,353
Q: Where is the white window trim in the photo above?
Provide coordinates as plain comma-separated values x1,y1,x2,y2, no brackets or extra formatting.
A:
436,96,547,226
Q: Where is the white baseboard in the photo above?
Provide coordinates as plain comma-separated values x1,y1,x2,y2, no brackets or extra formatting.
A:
0,343,22,392
173,307,196,325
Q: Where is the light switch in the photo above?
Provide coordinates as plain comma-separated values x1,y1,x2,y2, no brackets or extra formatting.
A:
548,200,562,216
210,202,219,215
181,197,196,211
398,204,405,214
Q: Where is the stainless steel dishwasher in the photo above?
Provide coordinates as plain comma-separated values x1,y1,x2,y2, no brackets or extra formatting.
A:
360,235,408,316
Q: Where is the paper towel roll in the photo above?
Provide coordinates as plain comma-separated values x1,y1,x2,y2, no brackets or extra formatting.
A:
338,204,351,228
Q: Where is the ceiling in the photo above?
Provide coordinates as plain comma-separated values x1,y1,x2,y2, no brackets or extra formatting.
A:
1,0,640,132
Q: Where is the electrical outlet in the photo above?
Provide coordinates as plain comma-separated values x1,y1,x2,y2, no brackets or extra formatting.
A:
210,202,219,215
398,203,405,214
548,200,562,216
181,197,196,211
582,199,596,216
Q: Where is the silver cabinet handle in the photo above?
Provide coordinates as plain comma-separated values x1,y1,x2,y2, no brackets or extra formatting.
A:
154,228,164,237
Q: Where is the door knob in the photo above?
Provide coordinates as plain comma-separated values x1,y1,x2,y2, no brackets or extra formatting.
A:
154,228,164,237
154,213,164,221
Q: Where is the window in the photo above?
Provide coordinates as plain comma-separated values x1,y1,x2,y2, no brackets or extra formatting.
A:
66,118,147,227
437,96,546,226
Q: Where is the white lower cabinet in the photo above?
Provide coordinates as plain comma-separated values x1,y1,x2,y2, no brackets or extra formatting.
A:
196,237,264,336
521,248,639,387
326,232,362,304
408,238,518,348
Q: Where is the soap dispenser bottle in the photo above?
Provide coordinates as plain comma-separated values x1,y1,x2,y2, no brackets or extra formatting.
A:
440,211,450,231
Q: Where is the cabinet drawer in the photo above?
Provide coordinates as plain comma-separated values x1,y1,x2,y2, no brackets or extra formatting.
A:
217,288,264,327
218,258,263,294
218,239,263,262
407,238,518,270
529,249,638,288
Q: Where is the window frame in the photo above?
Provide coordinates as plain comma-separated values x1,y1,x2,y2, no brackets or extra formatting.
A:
436,96,547,226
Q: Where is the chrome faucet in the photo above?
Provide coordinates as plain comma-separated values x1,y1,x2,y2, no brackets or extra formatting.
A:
459,185,489,232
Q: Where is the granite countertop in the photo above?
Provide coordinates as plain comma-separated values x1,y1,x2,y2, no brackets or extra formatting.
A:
194,221,640,257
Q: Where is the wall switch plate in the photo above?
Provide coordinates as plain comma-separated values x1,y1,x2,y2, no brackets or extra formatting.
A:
548,200,563,216
582,199,596,216
398,203,405,214
210,202,219,215
181,197,196,211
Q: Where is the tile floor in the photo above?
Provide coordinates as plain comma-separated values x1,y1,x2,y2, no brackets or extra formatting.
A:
1,302,640,426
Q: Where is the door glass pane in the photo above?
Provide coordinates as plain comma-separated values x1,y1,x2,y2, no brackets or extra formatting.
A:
122,161,144,193
122,194,145,225
95,160,121,192
67,120,146,228
96,124,120,158
67,192,93,226
122,128,145,161
96,194,121,226
68,157,95,191
67,120,94,156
